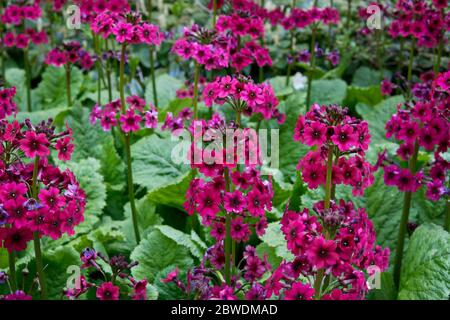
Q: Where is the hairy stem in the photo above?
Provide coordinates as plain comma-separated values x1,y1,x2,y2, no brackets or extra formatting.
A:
32,156,47,299
393,140,419,289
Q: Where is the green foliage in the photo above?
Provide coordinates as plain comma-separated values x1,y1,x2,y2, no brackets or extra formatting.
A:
130,229,194,282
310,79,347,105
131,134,190,191
398,224,450,300
257,222,294,265
145,74,184,109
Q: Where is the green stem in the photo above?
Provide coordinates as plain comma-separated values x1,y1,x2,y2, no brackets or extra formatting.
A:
445,198,450,232
119,44,141,244
65,64,72,107
306,26,317,108
8,250,17,292
314,146,334,299
213,0,218,28
149,46,158,108
285,29,295,87
147,0,152,21
393,141,419,289
192,62,201,119
346,0,352,29
24,48,31,112
31,156,47,299
93,33,102,105
105,40,113,101
224,167,232,285
434,38,443,74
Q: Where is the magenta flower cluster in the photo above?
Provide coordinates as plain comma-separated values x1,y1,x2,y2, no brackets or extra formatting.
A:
45,41,94,71
271,200,390,300
203,75,284,122
0,86,17,120
91,11,164,46
278,7,340,30
388,0,449,48
90,96,158,133
74,0,131,22
0,118,86,253
294,104,374,196
379,71,449,200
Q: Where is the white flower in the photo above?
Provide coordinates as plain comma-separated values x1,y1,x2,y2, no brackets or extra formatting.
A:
292,72,307,91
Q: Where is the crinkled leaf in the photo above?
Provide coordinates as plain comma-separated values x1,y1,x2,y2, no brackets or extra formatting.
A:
130,229,193,282
398,224,450,300
310,79,347,105
155,225,203,260
145,74,184,109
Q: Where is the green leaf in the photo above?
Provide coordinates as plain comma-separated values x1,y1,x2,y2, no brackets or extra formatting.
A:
130,229,194,282
367,271,398,300
58,158,106,216
398,224,450,300
121,196,163,244
352,66,384,87
145,74,184,109
310,79,347,105
258,222,294,262
33,66,83,109
155,225,203,260
131,134,190,191
5,68,26,110
344,85,383,108
146,170,193,210
14,107,69,125
287,172,307,212
269,76,294,97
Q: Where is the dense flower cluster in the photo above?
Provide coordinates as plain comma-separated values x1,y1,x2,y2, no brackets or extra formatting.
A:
184,165,272,242
162,244,272,300
172,24,231,70
294,104,374,195
273,200,390,300
176,76,207,101
64,248,149,300
45,41,94,70
0,118,86,252
90,96,158,132
388,0,450,48
1,2,47,49
161,108,193,133
0,86,17,120
378,71,449,200
91,11,164,46
203,75,284,122
74,0,131,22
278,7,340,30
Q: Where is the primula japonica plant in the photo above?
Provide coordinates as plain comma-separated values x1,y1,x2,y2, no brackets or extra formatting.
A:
90,10,164,244
0,85,17,119
45,41,94,107
284,103,389,299
1,1,48,112
0,115,86,299
377,70,449,289
63,248,149,300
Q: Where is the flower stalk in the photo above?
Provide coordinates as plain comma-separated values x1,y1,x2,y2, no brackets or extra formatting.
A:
393,140,419,289
119,44,141,244
65,63,72,107
224,167,232,285
31,156,47,299
8,250,17,292
149,46,158,108
306,25,317,108
193,61,201,119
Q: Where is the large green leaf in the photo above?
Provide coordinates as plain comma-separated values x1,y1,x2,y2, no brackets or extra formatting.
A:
258,222,294,263
155,225,203,260
310,79,347,106
5,68,27,110
131,134,190,191
146,170,193,210
398,224,450,300
130,229,194,282
144,74,184,109
33,66,83,109
344,85,383,108
352,66,384,87
269,76,294,97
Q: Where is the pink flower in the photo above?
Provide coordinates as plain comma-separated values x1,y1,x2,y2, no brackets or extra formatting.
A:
306,237,339,269
303,121,328,146
96,282,120,300
224,191,246,213
284,282,315,300
120,110,142,133
230,217,251,242
246,190,265,217
19,131,50,158
39,187,65,209
112,21,133,43
331,125,358,151
55,137,74,161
